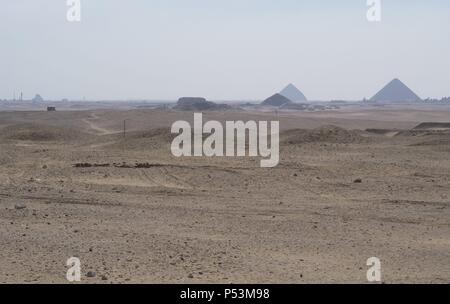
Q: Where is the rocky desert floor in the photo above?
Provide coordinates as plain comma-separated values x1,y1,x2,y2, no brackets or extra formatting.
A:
0,105,449,283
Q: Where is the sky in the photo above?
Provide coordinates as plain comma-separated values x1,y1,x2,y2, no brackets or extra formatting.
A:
1,0,449,101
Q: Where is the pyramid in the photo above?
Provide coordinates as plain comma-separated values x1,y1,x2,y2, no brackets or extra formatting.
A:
32,94,44,103
371,79,421,103
280,84,307,102
261,93,293,107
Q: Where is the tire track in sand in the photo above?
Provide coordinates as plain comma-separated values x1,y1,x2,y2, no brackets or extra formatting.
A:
82,113,118,135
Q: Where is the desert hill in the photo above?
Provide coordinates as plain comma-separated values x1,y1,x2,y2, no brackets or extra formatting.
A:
281,125,366,144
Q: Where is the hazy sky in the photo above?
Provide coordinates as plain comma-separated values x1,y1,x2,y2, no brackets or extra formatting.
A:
1,0,449,101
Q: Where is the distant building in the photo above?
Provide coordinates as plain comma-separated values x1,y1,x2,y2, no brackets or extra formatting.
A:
47,106,56,112
32,94,44,103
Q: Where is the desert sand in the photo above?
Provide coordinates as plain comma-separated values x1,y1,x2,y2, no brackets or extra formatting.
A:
0,105,449,283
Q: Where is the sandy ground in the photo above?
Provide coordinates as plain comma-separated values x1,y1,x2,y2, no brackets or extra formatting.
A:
0,106,449,283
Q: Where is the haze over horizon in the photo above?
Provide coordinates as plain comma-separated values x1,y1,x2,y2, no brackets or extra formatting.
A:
2,0,449,101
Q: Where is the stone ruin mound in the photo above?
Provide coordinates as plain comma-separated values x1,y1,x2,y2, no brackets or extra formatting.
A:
173,97,231,111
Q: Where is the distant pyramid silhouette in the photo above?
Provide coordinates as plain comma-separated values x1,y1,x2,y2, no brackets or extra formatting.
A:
371,79,421,103
261,93,292,107
280,84,307,102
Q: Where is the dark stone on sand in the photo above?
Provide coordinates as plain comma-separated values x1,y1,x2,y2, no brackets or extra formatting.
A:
86,271,96,278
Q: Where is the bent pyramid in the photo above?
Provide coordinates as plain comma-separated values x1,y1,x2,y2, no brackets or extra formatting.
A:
261,93,293,107
371,79,421,103
280,83,307,102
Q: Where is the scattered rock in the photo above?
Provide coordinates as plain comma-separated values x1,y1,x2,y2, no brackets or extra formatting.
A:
86,271,96,278
187,274,194,279
14,204,26,210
